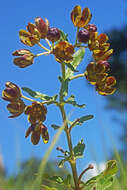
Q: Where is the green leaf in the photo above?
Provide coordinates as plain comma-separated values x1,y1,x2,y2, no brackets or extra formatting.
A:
63,174,71,185
77,115,94,125
22,87,58,105
59,30,68,41
51,124,61,130
58,159,66,168
41,184,58,190
84,160,118,190
65,95,85,108
49,176,64,184
73,139,85,159
59,77,70,97
64,62,78,72
66,48,85,79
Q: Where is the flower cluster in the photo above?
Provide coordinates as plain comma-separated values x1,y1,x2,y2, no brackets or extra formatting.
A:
2,82,48,145
71,5,116,95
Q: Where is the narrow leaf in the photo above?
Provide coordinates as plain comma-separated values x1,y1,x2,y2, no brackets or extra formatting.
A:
51,124,61,130
49,176,64,184
41,184,58,190
65,95,85,108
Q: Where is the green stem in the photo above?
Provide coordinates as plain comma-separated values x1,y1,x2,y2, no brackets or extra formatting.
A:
75,27,80,46
59,62,79,190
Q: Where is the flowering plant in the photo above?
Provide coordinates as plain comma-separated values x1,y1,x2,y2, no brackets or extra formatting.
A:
2,5,118,190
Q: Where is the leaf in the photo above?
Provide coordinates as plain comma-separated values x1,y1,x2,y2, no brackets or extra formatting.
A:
63,174,71,186
58,159,66,168
41,184,58,190
22,87,58,105
59,76,70,97
84,160,118,190
65,95,85,108
76,115,94,125
51,124,61,130
66,48,85,79
64,62,78,72
73,139,85,159
49,176,64,184
59,30,68,41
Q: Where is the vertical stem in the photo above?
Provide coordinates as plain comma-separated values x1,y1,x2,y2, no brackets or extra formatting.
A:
59,63,79,189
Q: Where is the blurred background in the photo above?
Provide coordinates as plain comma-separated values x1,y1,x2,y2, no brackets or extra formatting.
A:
0,0,127,189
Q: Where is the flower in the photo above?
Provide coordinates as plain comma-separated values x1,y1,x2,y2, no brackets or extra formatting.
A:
78,29,90,43
53,41,74,63
12,49,35,68
88,33,113,61
96,76,116,95
2,82,22,102
47,27,60,43
71,5,92,27
24,102,47,124
35,17,49,39
7,99,26,118
85,24,97,32
19,23,41,46
25,123,49,145
85,61,109,85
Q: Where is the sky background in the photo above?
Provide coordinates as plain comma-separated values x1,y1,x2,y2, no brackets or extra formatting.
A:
0,0,127,175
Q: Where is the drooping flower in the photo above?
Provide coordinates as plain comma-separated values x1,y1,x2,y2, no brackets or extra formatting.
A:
53,41,74,63
12,49,35,68
24,102,47,124
19,23,41,46
96,76,116,95
85,61,109,85
25,123,49,145
2,82,22,102
47,27,60,43
35,17,49,39
71,5,92,27
7,99,26,118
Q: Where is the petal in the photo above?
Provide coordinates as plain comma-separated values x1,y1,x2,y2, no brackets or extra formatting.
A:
71,5,82,26
106,76,116,86
97,34,109,44
31,131,40,145
80,8,92,27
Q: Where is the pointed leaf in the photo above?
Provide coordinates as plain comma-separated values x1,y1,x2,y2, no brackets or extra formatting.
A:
41,185,58,190
22,87,58,104
64,62,78,72
59,30,68,41
77,115,94,125
65,95,85,108
66,48,85,79
49,176,64,184
58,159,66,168
63,174,72,185
73,139,85,159
51,124,61,130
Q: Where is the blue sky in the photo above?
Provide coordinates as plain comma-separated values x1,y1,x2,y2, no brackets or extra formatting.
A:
0,0,127,175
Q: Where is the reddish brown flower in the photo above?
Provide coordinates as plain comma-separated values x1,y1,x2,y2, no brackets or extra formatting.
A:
12,49,35,68
24,102,47,124
96,76,116,95
85,62,109,85
25,123,49,145
53,41,74,63
19,23,41,46
71,5,92,27
2,82,22,102
78,29,90,43
47,27,60,43
7,99,26,118
35,17,49,39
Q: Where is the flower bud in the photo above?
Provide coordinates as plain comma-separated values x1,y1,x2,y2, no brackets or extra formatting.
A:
78,29,90,43
2,82,22,101
47,27,60,42
12,49,34,68
35,17,49,39
86,24,97,32
7,99,26,118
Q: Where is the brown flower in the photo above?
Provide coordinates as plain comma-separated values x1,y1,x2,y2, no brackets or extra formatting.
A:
35,17,49,39
12,49,35,68
2,82,22,102
53,41,74,63
24,102,47,124
19,23,41,46
85,61,109,85
96,76,116,95
71,5,92,27
25,123,49,145
7,99,26,118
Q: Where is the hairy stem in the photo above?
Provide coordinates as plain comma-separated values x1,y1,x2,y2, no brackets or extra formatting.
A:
59,63,79,190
